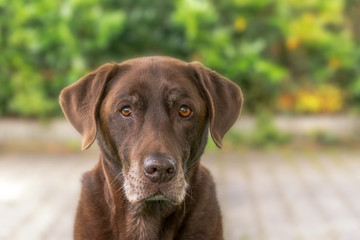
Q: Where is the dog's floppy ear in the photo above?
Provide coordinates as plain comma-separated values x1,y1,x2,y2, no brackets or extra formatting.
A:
59,63,120,150
189,62,244,148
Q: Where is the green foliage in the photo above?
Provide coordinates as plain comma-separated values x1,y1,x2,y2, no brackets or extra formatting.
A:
309,131,340,146
0,0,186,117
205,114,291,151
1,0,360,117
173,0,360,112
250,112,291,147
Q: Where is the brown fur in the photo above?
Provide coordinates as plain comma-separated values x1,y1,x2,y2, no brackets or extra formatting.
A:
59,56,243,240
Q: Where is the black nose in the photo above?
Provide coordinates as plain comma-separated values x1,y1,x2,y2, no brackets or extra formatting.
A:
143,154,176,183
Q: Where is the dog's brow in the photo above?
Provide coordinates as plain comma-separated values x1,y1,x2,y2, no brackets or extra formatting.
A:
116,93,141,105
167,88,191,103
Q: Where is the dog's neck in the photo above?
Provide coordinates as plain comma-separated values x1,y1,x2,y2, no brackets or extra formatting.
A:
126,207,162,240
125,201,183,240
99,154,186,239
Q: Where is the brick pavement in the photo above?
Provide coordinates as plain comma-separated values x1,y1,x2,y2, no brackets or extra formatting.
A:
0,149,359,240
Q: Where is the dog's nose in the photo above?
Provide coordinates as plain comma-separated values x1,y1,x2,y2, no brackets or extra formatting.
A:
143,155,176,183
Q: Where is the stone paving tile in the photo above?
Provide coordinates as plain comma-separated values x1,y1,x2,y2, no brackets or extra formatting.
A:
1,149,360,240
245,154,297,240
0,153,96,240
294,153,359,240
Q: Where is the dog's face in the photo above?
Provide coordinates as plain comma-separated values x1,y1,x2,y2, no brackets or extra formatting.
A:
99,58,208,204
59,56,243,205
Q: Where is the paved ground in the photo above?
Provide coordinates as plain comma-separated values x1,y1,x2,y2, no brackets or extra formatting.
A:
1,148,360,240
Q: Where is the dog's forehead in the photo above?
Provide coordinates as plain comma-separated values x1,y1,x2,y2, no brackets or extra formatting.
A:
125,57,190,82
110,57,199,97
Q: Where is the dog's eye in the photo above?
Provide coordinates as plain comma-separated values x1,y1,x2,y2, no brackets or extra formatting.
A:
179,105,191,118
120,106,132,117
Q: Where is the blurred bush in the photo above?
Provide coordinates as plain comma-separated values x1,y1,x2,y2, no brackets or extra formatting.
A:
0,0,186,117
277,84,344,114
1,0,360,117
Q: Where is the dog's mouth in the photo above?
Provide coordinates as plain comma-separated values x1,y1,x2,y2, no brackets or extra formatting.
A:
142,191,174,203
124,179,187,205
123,165,188,205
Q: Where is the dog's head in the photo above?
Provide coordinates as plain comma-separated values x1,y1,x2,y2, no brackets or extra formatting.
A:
60,56,243,205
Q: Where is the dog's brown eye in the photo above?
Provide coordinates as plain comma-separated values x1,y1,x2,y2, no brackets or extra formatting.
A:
120,106,132,117
179,106,191,118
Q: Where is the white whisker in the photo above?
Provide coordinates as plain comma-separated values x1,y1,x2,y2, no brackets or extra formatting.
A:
110,172,123,186
115,184,125,195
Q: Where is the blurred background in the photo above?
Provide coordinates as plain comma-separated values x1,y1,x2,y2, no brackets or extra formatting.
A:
1,0,360,118
1,0,360,239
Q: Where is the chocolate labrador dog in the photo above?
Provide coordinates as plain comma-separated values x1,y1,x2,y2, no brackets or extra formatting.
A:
59,56,243,240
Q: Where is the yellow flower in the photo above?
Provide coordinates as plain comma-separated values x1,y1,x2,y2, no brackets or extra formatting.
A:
234,17,247,32
286,36,301,51
294,85,343,114
319,85,343,113
296,91,322,113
